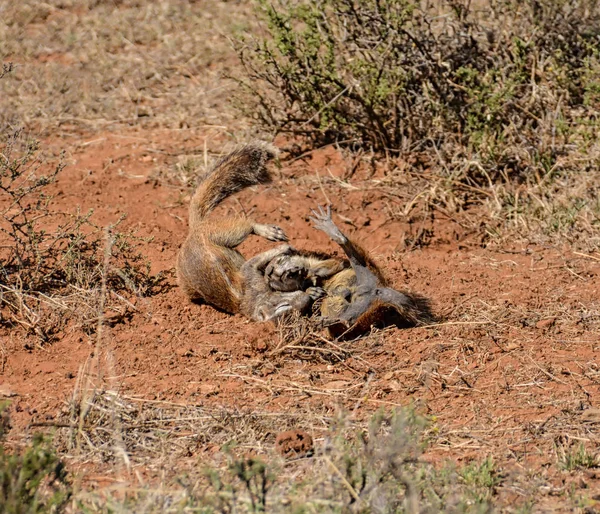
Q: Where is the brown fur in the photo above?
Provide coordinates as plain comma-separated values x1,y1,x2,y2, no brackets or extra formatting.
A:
178,143,277,314
266,207,432,337
177,143,324,322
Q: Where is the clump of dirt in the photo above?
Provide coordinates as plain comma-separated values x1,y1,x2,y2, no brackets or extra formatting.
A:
275,429,314,459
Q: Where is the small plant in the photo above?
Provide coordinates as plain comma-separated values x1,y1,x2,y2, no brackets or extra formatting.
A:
0,63,13,80
290,408,499,513
0,404,71,513
558,443,599,471
229,457,272,513
459,457,500,505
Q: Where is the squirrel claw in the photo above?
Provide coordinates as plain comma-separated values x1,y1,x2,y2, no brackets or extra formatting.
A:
309,205,345,243
255,224,288,242
307,286,326,300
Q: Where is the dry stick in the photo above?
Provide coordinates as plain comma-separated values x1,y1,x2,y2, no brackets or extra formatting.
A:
351,373,375,416
271,325,376,374
564,265,586,281
29,422,73,428
424,321,494,328
287,139,356,164
268,345,344,359
315,170,331,206
527,355,568,386
222,373,406,407
72,357,90,454
324,456,363,505
300,86,351,129
77,226,133,474
573,251,600,262
105,348,132,476
316,334,378,372
269,340,361,374
324,171,361,190
93,226,112,383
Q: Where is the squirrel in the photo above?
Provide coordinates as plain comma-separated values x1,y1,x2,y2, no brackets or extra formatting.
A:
177,142,431,331
266,205,432,338
177,142,327,322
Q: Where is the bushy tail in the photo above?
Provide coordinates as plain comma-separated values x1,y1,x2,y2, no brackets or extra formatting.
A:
189,142,278,225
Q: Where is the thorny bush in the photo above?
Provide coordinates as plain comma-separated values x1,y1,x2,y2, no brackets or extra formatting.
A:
0,129,164,341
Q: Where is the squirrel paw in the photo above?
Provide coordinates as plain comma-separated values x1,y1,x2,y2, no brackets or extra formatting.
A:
274,243,293,254
307,286,326,300
254,223,288,242
309,205,346,244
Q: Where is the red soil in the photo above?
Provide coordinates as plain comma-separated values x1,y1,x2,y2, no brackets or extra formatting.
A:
1,128,599,507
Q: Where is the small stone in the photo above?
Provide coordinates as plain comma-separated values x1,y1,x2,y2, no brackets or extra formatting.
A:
253,340,268,352
275,429,314,459
0,384,17,397
199,384,219,396
536,318,556,329
321,380,350,391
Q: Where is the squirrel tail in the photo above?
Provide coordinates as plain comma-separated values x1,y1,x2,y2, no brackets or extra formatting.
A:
189,141,279,224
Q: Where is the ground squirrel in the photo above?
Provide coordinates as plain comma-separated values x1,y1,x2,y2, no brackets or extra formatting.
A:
177,143,430,330
267,205,432,337
177,143,326,321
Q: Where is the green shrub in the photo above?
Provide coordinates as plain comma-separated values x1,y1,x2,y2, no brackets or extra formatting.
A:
0,404,71,514
558,443,599,471
235,0,600,247
235,0,599,172
459,457,500,505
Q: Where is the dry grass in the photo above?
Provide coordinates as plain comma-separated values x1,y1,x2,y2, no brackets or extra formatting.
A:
0,0,256,137
40,325,599,514
0,130,165,342
268,312,353,363
47,377,503,513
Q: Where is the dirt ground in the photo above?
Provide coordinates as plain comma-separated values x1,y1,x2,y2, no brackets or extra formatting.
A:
1,0,599,511
0,127,598,510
